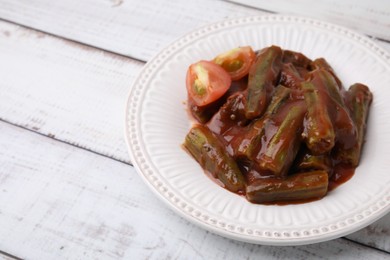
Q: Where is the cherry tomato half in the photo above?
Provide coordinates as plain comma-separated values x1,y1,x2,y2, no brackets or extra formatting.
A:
213,46,256,80
186,60,231,107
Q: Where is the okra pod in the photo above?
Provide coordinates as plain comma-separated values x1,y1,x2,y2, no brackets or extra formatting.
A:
280,63,303,89
246,171,328,204
313,69,357,149
310,58,342,89
184,125,245,193
255,104,306,177
294,147,332,173
264,85,293,117
236,85,292,160
302,81,335,154
314,69,344,105
282,50,312,69
245,46,282,119
188,99,222,124
235,118,265,162
188,77,249,124
207,92,248,135
335,83,373,166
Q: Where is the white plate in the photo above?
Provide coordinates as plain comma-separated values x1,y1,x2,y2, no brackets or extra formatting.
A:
125,15,390,245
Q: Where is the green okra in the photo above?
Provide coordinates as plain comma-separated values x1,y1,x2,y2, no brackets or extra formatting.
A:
188,78,248,124
302,81,335,154
280,63,303,89
236,118,265,162
282,50,312,68
294,148,332,173
264,85,292,117
315,69,344,105
335,83,373,166
245,46,282,119
255,104,306,177
207,92,248,135
311,58,342,88
184,125,245,193
313,69,357,149
189,98,225,124
236,85,292,160
246,171,329,204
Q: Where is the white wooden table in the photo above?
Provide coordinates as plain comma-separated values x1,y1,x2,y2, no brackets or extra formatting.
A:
0,1,389,259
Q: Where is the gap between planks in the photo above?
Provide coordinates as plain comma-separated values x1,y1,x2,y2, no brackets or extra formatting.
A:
0,19,142,164
0,10,389,256
0,116,388,255
0,0,266,61
0,250,22,260
1,0,389,62
343,237,390,256
0,120,388,259
1,4,389,167
0,117,132,167
0,17,148,63
226,0,390,43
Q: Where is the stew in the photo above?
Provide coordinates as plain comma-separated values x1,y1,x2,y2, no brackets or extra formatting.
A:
183,45,373,204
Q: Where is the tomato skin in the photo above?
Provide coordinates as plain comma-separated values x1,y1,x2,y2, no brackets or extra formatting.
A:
186,60,231,107
213,46,256,80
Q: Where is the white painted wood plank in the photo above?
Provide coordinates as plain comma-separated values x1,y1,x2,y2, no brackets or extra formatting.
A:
0,20,142,163
229,0,390,41
0,0,264,61
0,18,389,254
346,214,390,252
0,254,17,260
1,4,390,167
342,22,390,252
1,0,389,62
0,122,389,259
376,40,390,54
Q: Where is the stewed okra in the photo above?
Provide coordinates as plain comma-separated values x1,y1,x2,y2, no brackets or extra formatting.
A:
183,45,373,204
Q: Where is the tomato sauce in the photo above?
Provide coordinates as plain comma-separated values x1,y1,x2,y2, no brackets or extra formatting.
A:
184,46,372,204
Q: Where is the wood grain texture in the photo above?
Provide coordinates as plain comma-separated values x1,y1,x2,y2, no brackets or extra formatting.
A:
0,20,141,163
376,40,390,54
0,14,389,255
0,0,264,61
0,253,19,260
228,0,390,41
346,214,390,252
0,122,389,260
0,0,389,257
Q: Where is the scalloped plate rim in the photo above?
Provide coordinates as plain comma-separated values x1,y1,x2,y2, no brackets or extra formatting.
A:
124,14,390,245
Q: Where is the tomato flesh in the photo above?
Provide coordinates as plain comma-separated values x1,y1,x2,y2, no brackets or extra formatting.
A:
213,46,256,80
186,60,231,107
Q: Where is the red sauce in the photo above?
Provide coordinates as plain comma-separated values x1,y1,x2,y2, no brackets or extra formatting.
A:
328,166,355,191
185,47,372,204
